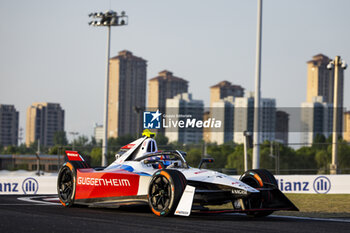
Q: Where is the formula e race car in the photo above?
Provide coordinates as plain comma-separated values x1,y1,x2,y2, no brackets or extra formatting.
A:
57,130,298,217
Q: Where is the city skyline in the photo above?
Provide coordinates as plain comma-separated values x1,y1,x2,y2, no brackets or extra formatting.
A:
0,51,347,146
1,0,349,141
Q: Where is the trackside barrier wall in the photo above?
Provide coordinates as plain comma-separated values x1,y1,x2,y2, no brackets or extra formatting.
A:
276,175,350,194
0,176,57,195
1,175,350,195
233,175,350,194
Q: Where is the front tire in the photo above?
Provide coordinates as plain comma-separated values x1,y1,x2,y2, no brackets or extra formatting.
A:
148,169,187,216
240,169,277,217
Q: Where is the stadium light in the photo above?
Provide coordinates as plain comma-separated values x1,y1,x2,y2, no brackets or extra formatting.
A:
89,10,128,167
327,56,347,174
253,0,263,169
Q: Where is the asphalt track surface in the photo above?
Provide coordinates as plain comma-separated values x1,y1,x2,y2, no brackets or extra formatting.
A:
0,195,349,233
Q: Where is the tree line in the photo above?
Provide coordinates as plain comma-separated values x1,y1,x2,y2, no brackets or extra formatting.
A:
1,132,349,174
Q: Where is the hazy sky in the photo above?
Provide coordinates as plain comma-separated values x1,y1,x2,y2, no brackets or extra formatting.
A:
1,0,350,143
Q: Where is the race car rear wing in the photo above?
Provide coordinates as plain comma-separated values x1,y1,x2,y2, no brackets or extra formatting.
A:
66,151,84,161
65,150,90,169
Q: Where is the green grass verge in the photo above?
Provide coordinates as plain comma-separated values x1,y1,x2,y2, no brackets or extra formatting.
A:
285,194,350,213
206,194,350,215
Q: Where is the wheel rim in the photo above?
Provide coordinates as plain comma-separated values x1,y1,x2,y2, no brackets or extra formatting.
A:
58,167,74,202
149,176,172,211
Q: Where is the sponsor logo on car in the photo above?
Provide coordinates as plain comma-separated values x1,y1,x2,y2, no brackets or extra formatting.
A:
232,189,247,195
175,210,189,215
67,152,79,157
77,177,131,187
194,170,207,174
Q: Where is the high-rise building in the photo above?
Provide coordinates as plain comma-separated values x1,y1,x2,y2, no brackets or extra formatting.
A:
206,81,244,142
275,110,289,145
26,103,65,147
0,104,19,146
343,111,350,142
306,54,344,135
233,96,254,144
165,93,204,144
260,98,276,143
210,97,234,144
94,124,103,143
210,81,244,107
148,70,188,112
300,96,332,145
108,50,147,138
148,70,188,135
306,54,333,103
234,93,276,144
202,111,211,143
306,54,344,105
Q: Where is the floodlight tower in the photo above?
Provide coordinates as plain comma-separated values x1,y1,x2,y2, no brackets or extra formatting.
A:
327,56,347,174
253,0,263,169
89,10,128,166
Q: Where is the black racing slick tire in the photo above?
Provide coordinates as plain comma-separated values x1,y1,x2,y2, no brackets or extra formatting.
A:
148,169,187,216
240,169,277,189
57,162,77,207
240,169,277,217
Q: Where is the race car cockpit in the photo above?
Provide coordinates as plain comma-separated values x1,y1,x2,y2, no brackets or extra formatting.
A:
107,130,187,170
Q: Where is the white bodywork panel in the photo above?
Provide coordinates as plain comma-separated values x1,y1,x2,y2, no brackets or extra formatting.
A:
175,185,196,216
137,175,152,195
107,137,158,168
180,169,259,193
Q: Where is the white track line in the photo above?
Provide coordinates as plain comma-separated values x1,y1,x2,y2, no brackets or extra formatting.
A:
224,213,350,223
14,196,350,223
0,204,50,206
269,214,350,223
42,197,60,202
17,196,60,205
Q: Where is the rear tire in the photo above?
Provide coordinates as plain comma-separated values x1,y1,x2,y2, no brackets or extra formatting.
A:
148,169,187,216
57,163,76,207
240,169,277,217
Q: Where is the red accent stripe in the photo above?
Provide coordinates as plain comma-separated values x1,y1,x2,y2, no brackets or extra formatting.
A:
121,144,135,149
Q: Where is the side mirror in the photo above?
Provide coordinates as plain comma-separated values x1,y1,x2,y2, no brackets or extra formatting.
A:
198,158,214,169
